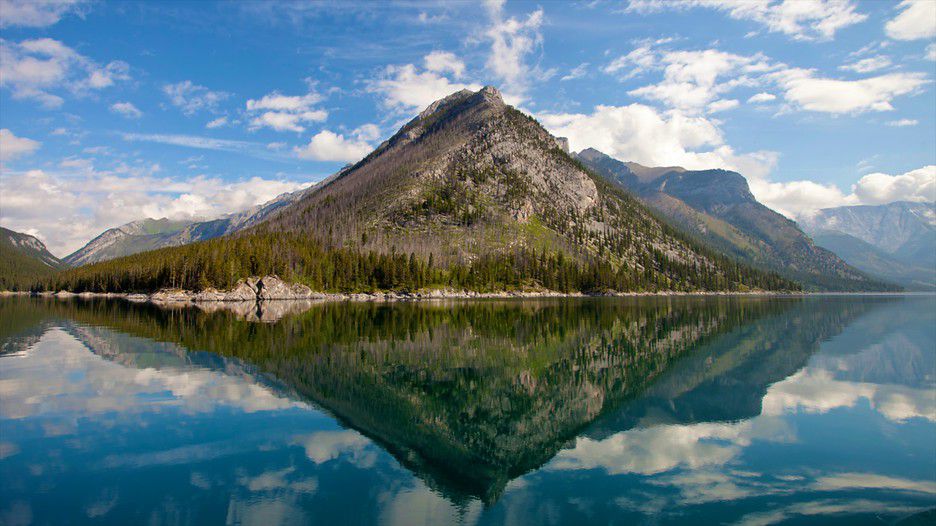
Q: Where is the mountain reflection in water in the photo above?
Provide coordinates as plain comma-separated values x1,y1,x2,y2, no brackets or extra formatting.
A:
0,295,933,525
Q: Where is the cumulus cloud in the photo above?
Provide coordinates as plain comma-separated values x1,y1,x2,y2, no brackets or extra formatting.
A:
163,80,229,116
245,90,327,132
423,51,466,78
749,166,936,220
626,0,867,41
294,125,378,162
0,0,88,28
482,0,553,96
839,55,891,73
772,69,928,114
708,98,739,113
852,166,936,205
0,165,310,255
885,0,936,41
539,103,778,180
109,101,142,119
0,38,130,108
0,129,40,161
369,58,482,112
748,179,856,219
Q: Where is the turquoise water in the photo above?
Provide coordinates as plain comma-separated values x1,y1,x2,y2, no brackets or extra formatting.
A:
0,295,933,525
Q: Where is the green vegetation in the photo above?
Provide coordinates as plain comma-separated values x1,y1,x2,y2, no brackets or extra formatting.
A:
0,227,64,291
42,228,798,294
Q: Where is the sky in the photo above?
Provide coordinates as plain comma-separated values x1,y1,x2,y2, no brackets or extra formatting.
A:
0,0,934,256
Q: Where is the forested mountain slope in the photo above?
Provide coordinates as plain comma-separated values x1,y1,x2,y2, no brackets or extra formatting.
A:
575,148,895,291
0,227,65,290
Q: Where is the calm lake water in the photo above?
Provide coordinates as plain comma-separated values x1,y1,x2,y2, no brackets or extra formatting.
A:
0,295,934,525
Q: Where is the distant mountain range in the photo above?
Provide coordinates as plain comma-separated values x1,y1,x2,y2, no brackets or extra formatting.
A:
0,227,65,290
574,148,887,291
800,202,935,290
63,185,316,266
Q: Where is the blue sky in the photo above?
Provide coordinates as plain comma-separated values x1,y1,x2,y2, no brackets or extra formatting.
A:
1,0,934,255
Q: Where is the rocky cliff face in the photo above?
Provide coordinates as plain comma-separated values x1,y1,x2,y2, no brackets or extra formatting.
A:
574,148,890,291
64,186,314,267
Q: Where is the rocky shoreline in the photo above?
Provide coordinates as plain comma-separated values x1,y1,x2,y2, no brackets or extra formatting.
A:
1,274,806,305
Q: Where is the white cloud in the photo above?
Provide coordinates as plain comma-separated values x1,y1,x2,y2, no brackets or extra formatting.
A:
885,0,936,41
294,126,376,162
604,45,656,78
747,92,776,103
772,69,928,114
626,0,867,41
708,98,739,113
886,118,918,127
852,165,936,205
539,103,778,180
369,60,482,112
928,43,936,61
0,166,310,255
245,90,327,132
163,80,229,116
625,48,776,114
0,129,40,161
561,62,589,81
109,101,142,119
750,165,936,220
483,0,552,96
0,38,129,108
749,179,856,219
205,116,228,129
0,0,87,28
423,51,465,78
293,430,376,467
839,55,891,73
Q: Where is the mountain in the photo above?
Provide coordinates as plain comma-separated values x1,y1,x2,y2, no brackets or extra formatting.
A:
574,148,892,291
64,185,314,267
51,86,796,294
0,227,66,290
801,201,935,290
252,86,789,289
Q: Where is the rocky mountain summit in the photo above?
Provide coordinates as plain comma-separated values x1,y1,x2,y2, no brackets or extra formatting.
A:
575,148,889,291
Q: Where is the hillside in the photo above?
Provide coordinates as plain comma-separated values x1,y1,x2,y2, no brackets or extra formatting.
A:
801,202,935,290
574,148,894,291
64,186,315,266
0,227,66,290
48,87,795,294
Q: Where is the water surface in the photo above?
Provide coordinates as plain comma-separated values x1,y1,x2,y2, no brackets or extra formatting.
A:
1,295,934,525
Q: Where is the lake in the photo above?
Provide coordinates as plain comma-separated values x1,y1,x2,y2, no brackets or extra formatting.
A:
0,295,934,525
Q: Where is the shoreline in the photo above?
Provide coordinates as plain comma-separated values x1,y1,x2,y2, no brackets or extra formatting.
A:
1,287,927,305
